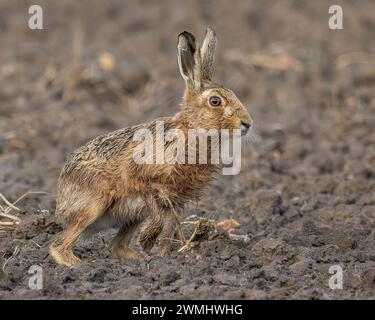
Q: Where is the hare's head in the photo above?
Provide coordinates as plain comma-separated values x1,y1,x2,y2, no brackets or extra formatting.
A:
178,28,253,137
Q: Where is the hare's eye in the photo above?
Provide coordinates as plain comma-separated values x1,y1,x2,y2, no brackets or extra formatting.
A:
209,96,222,107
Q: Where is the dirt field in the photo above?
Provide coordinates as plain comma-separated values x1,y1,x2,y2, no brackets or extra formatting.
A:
0,0,375,299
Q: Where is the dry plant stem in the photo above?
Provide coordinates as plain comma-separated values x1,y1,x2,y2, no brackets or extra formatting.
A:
31,240,41,248
174,213,186,245
183,228,199,251
0,224,14,229
178,219,213,252
162,237,182,244
0,212,20,222
0,193,22,213
6,191,48,214
0,191,48,231
0,221,17,226
2,246,20,272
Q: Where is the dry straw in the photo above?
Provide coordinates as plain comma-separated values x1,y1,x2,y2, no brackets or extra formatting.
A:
0,191,47,233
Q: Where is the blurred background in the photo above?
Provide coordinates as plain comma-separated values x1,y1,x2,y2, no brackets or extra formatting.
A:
0,0,375,299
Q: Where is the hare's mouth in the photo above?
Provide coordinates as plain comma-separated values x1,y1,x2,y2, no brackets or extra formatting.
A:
241,129,252,138
240,121,252,136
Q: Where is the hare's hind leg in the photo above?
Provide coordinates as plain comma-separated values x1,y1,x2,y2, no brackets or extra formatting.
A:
49,202,106,266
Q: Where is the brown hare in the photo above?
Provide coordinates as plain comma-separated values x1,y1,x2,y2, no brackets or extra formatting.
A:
49,27,253,266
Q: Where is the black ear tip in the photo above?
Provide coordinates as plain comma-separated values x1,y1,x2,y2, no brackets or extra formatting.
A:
178,31,195,41
180,31,190,36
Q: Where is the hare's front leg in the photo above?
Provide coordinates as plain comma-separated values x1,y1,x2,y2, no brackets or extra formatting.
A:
159,212,177,257
110,223,142,260
139,213,163,254
139,210,176,257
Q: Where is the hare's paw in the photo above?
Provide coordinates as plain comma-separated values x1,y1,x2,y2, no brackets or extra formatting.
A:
139,234,158,254
139,227,162,254
159,243,172,258
111,246,142,261
49,244,81,267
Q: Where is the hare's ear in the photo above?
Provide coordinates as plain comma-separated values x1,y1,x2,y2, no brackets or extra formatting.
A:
177,31,201,89
200,27,217,80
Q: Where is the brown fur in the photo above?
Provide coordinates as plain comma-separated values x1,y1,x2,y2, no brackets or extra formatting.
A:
49,28,253,266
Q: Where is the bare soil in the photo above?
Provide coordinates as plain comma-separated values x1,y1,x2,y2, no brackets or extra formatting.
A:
0,0,375,299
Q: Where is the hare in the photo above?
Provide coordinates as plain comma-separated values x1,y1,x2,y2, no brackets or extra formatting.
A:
49,27,253,266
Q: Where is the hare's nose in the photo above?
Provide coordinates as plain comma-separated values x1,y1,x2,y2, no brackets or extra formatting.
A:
240,120,252,136
241,121,251,130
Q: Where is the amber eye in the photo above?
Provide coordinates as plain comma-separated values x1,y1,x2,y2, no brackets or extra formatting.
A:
209,96,222,107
